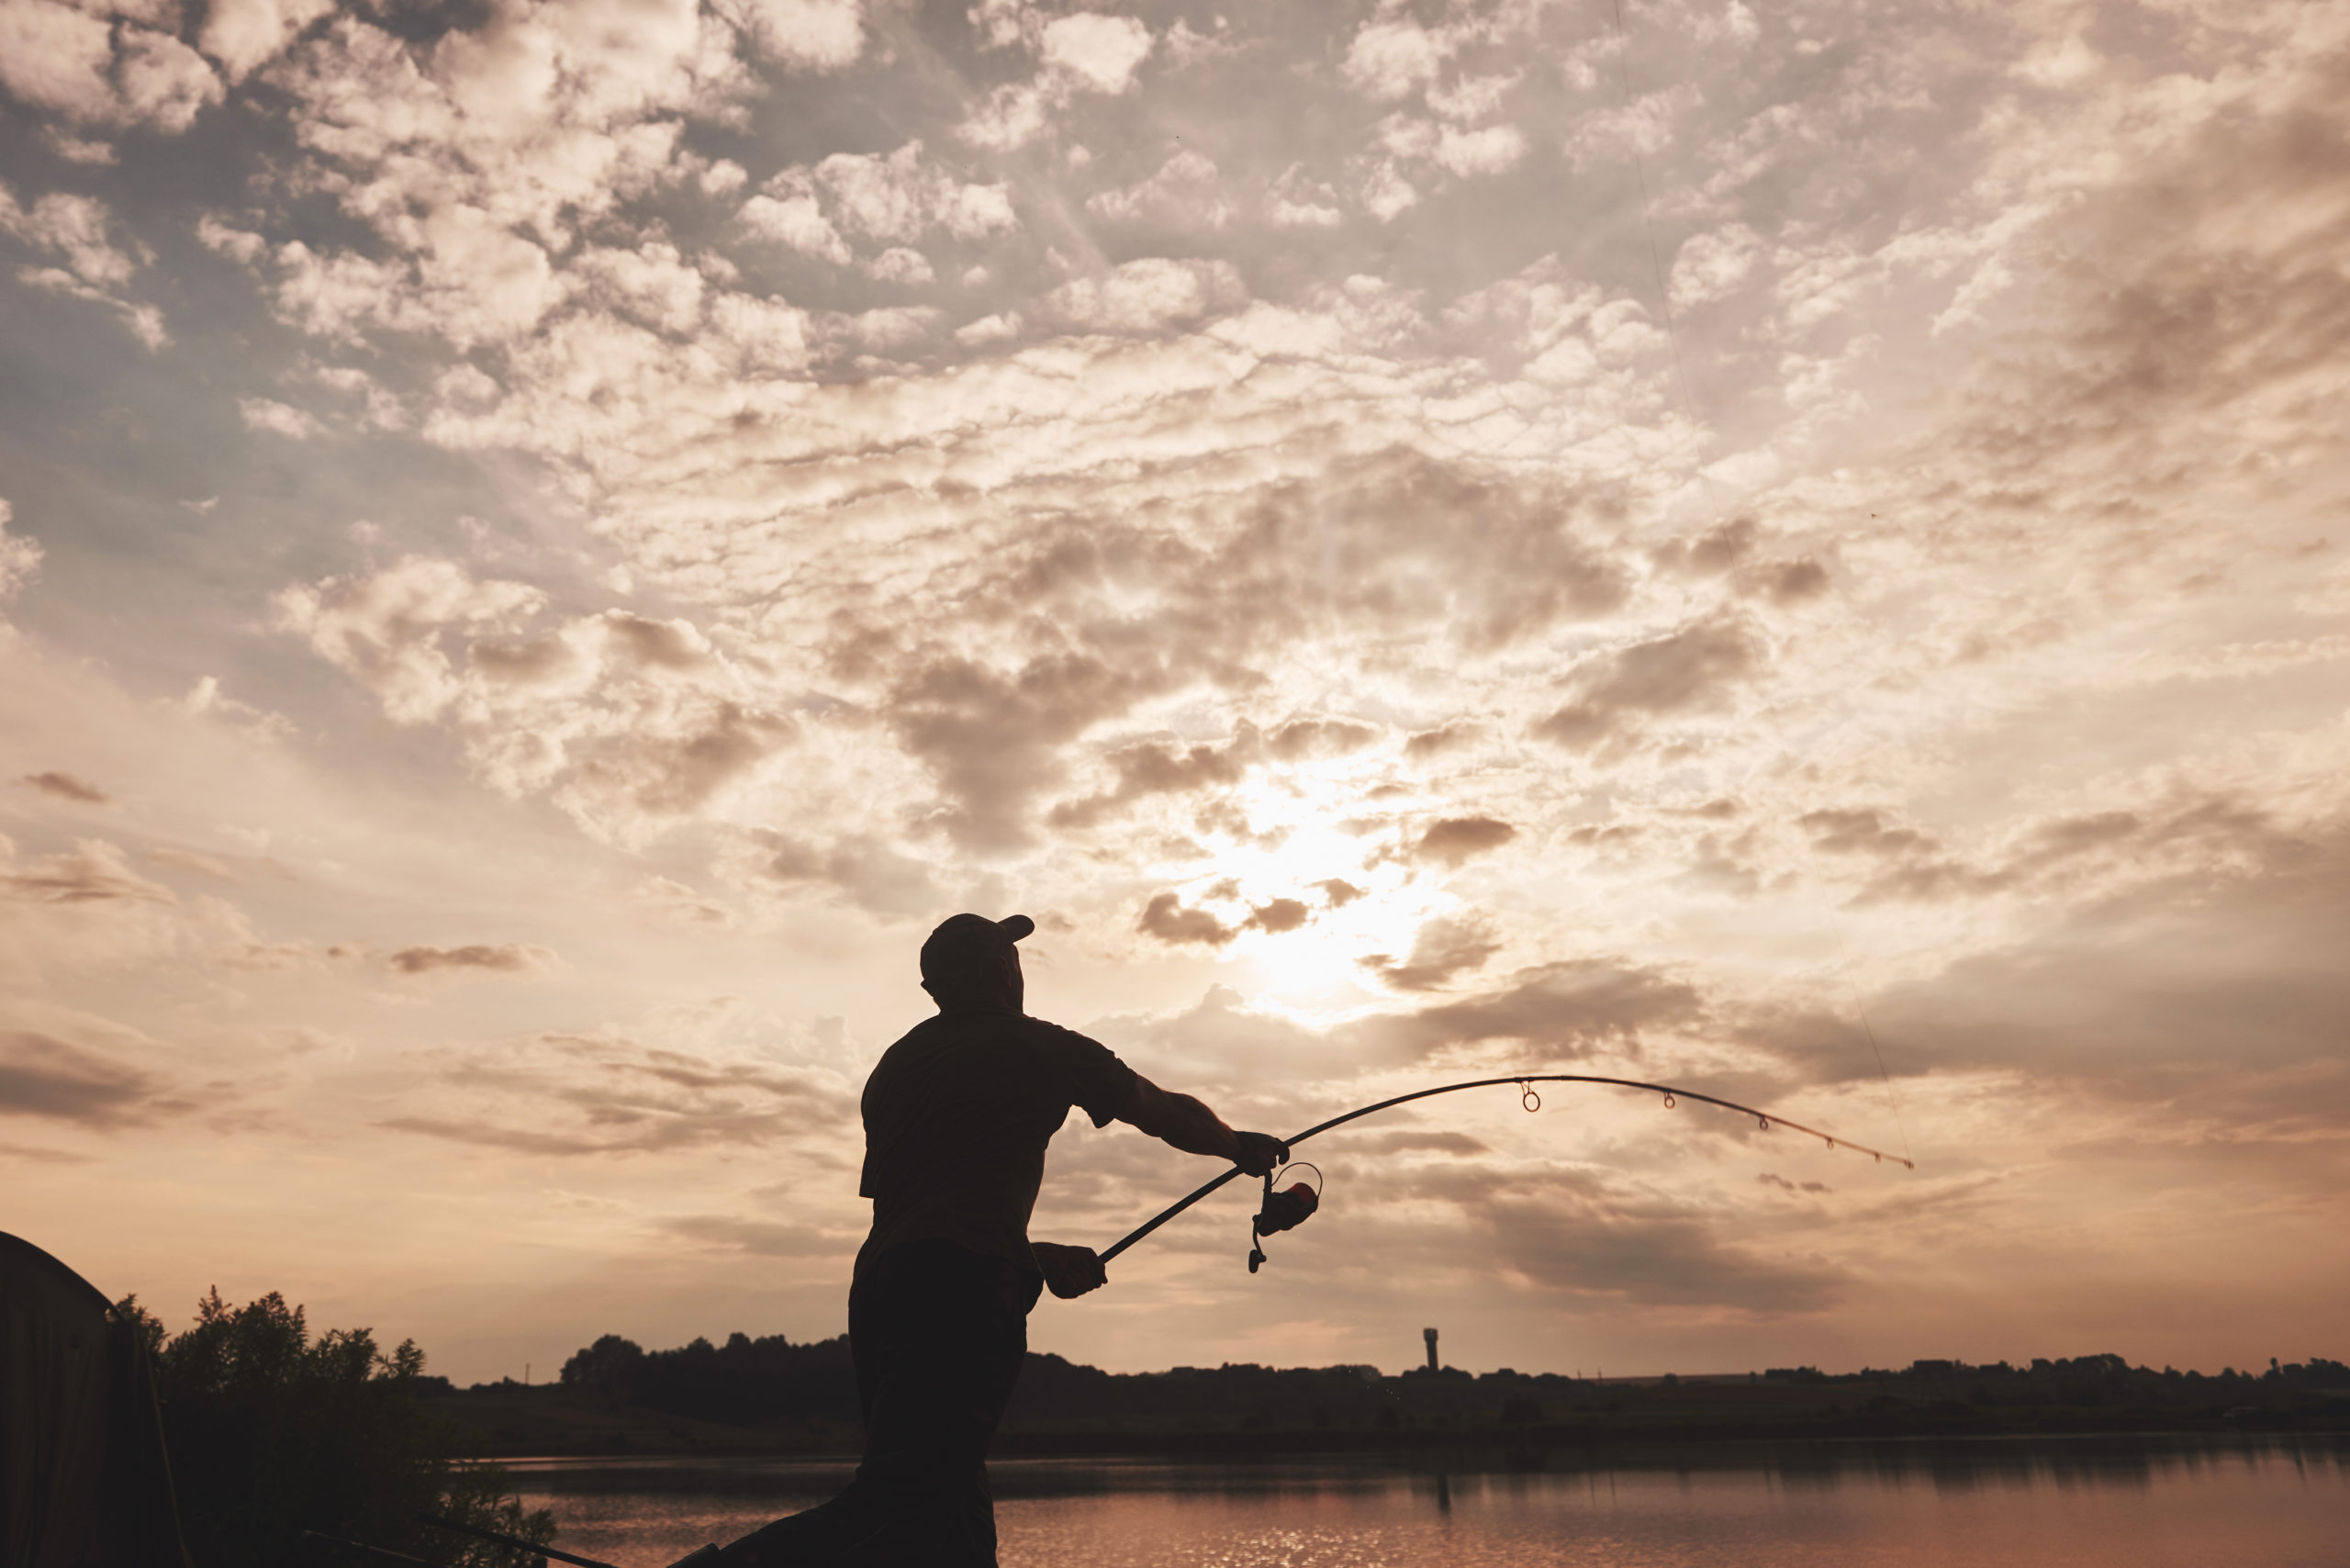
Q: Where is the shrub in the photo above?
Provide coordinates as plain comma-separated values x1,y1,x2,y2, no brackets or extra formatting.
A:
117,1290,554,1568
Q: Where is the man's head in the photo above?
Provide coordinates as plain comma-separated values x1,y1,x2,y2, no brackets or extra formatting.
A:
919,913,1035,1013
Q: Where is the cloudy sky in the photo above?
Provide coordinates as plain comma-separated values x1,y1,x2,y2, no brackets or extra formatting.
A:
3,0,2344,1384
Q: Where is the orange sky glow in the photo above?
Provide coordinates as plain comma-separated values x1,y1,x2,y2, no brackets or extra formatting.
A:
1,0,2344,1384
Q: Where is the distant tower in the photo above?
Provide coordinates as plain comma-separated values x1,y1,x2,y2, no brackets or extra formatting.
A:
1423,1327,1439,1372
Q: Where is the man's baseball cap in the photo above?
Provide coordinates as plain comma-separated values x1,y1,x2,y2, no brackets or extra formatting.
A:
919,913,1035,984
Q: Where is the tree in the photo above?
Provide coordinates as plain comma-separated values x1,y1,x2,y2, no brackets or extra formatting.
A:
117,1291,555,1568
559,1333,646,1400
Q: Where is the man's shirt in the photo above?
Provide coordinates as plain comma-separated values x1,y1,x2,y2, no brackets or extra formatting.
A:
856,1008,1136,1281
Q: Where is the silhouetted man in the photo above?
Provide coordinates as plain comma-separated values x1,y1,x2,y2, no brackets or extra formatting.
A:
714,913,1286,1566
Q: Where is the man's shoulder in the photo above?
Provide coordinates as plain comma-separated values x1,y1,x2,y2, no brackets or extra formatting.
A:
1015,1014,1129,1065
864,1014,959,1090
1016,1014,1100,1047
871,1011,1121,1071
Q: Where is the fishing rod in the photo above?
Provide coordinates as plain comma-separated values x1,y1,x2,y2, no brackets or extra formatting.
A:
1100,1074,1914,1271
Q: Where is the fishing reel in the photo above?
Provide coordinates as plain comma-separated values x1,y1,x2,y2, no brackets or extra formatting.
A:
1247,1160,1323,1273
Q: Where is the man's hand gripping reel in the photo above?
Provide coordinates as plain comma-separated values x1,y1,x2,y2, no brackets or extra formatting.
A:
1247,1159,1323,1273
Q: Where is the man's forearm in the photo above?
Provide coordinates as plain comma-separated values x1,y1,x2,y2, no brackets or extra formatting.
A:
1121,1076,1241,1161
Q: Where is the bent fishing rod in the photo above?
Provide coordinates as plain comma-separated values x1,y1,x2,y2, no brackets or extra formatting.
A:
1100,1074,1914,1272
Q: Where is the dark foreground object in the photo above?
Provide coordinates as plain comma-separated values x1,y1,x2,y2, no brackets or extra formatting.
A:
0,1230,192,1568
716,1239,1039,1567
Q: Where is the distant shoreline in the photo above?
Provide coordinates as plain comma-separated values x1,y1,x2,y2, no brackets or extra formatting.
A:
442,1377,2350,1463
501,1424,2350,1462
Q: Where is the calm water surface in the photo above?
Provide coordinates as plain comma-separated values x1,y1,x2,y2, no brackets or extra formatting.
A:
510,1437,2349,1568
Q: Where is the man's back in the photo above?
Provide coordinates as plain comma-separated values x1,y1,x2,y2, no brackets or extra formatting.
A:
856,1011,1133,1279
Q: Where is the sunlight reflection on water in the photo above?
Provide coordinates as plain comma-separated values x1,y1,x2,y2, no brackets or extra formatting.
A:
510,1438,2350,1568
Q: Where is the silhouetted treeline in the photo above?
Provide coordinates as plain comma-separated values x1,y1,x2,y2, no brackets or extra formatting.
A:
555,1329,2350,1431
1770,1353,2350,1412
117,1289,554,1568
561,1329,859,1425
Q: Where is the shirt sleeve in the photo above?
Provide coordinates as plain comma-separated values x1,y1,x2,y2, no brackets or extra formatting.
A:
1046,1024,1137,1127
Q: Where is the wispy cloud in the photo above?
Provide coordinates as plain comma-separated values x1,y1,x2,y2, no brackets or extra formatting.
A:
386,945,560,977
0,1030,165,1127
17,771,110,805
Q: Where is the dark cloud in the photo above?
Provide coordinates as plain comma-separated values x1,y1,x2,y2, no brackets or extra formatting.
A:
1048,730,1253,830
1481,1195,1842,1313
1943,47,2350,503
375,1118,617,1156
1360,915,1499,992
1765,558,1830,602
17,771,110,805
1267,718,1380,761
1533,618,1760,750
1411,815,1517,867
1583,619,1759,712
1758,1172,1830,1193
1109,737,1251,796
1652,519,1756,577
1403,719,1483,761
1677,833,1762,896
1655,521,1827,604
1752,818,2350,1141
1874,845,2350,1102
583,700,793,818
1052,718,1383,829
1082,984,1333,1087
467,633,576,685
599,611,715,671
214,940,364,972
1136,891,1236,946
386,1036,856,1156
1333,1129,1491,1157
0,841,173,904
1850,857,2000,903
2011,811,2144,868
0,1031,163,1126
0,1142,94,1164
747,830,943,918
1799,809,1939,857
386,944,557,975
882,452,1634,850
1385,1162,1843,1313
1315,878,1366,908
1171,451,1635,657
1356,958,1704,1064
1242,898,1311,935
1796,793,2298,905
891,651,1172,852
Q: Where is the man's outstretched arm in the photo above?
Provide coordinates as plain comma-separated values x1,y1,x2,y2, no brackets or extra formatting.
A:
1117,1074,1287,1175
1035,1078,1284,1301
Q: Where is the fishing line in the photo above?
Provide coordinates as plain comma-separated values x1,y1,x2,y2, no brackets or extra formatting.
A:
1825,904,1914,1166
1860,1011,1912,1166
1101,1072,1914,1267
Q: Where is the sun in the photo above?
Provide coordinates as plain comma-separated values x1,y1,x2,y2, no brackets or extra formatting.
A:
1138,773,1456,1011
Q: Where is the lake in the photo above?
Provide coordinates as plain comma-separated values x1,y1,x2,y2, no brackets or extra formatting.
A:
509,1437,2349,1567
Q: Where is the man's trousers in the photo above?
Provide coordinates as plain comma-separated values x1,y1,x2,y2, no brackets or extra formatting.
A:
716,1238,1040,1567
